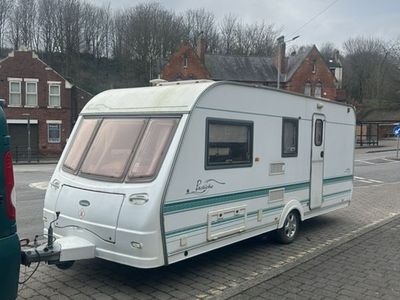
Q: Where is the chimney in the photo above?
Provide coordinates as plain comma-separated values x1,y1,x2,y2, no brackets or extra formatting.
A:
196,31,206,64
275,35,286,74
334,50,340,64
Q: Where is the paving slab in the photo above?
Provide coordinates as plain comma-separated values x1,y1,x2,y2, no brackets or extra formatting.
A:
17,182,400,300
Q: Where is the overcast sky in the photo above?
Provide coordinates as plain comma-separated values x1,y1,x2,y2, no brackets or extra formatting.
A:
90,0,400,51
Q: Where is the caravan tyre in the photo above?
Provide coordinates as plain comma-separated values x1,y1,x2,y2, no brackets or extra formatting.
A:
275,210,299,244
55,260,75,270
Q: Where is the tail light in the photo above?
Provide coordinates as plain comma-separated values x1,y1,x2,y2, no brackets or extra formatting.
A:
4,151,16,220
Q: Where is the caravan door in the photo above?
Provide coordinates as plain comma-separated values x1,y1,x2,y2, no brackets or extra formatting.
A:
310,114,325,209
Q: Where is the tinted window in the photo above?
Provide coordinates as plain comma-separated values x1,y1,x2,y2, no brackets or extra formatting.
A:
128,118,178,180
314,119,323,146
63,119,98,172
206,119,253,169
63,117,179,181
80,119,146,179
282,118,298,157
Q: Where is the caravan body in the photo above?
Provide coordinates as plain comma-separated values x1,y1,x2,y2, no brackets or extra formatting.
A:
43,81,355,268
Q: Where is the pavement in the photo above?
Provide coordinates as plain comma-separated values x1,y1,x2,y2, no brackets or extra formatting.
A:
232,216,400,300
15,141,400,300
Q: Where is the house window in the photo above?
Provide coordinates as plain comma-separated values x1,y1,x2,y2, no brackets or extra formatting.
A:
315,83,322,98
48,83,61,107
304,82,311,96
282,118,298,157
183,53,188,68
48,123,61,143
312,60,316,73
206,118,253,169
9,80,21,106
25,81,38,106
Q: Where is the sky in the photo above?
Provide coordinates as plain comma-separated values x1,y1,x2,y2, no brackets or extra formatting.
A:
90,0,400,51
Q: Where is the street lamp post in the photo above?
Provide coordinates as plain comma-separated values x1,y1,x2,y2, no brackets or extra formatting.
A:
277,35,300,89
22,113,31,163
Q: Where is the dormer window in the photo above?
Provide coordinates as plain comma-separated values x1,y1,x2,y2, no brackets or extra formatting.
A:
304,82,311,96
183,53,188,68
315,82,322,98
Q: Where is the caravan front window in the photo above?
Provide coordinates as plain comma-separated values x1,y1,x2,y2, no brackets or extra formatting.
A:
63,117,179,181
80,119,146,179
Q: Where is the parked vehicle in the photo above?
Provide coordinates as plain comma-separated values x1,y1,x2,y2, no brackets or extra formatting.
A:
42,80,355,269
0,102,20,299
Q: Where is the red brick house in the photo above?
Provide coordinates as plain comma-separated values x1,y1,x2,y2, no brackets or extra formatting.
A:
161,36,344,101
0,50,92,157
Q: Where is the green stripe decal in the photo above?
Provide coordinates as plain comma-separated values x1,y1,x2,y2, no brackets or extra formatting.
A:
164,181,309,214
323,175,353,185
164,176,352,215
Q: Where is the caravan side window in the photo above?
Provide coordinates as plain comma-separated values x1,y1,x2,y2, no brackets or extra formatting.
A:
206,118,253,169
282,118,298,157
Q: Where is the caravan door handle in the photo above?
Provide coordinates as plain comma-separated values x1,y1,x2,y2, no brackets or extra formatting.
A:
320,151,324,158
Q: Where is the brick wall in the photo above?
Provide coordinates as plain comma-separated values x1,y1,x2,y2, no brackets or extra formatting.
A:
285,47,337,100
0,51,73,155
161,44,210,81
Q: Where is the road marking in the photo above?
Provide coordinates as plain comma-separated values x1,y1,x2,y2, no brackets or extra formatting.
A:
29,181,49,190
358,180,372,183
369,179,383,183
354,177,384,185
355,160,375,165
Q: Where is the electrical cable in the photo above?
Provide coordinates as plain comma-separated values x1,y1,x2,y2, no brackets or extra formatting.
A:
55,224,115,243
288,0,340,38
18,249,41,285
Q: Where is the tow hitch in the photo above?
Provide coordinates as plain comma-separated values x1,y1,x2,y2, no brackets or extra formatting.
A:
21,212,61,267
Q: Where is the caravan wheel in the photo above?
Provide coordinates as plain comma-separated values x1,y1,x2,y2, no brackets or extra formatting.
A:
275,210,299,244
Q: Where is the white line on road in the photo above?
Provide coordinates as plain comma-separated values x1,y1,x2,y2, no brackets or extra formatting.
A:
368,179,384,183
358,180,372,183
354,176,365,180
29,181,49,190
355,160,375,165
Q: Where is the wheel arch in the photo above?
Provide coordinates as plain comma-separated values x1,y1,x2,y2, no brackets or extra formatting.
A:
277,199,304,229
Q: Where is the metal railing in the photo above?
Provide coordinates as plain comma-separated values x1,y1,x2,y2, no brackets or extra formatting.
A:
12,146,40,163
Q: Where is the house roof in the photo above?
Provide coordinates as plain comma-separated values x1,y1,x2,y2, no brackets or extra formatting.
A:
204,48,315,83
286,46,313,80
204,54,277,82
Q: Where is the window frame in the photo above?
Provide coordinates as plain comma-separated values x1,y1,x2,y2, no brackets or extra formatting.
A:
48,123,61,144
48,83,61,107
9,80,22,107
25,80,38,107
183,53,188,68
62,115,180,183
205,118,253,170
281,117,299,158
304,82,311,96
314,82,322,98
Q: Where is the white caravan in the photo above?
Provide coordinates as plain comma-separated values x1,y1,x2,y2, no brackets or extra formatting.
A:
43,81,355,269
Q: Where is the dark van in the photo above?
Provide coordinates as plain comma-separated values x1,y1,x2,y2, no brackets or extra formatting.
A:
0,103,19,300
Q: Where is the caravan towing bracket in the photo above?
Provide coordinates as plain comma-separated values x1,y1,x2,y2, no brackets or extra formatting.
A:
20,211,61,267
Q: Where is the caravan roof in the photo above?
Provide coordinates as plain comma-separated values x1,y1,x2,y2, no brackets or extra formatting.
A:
81,80,352,116
81,80,214,115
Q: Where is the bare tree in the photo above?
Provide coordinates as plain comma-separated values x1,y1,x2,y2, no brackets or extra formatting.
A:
183,8,219,54
343,37,400,106
0,0,12,51
219,14,237,55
